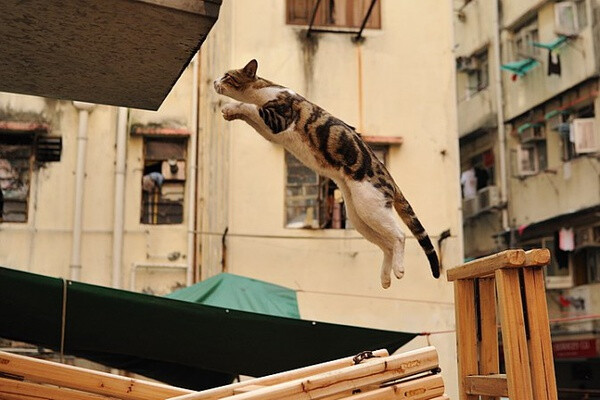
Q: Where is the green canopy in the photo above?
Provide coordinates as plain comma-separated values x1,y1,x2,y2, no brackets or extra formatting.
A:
501,58,540,76
0,267,417,390
533,35,568,51
166,273,300,319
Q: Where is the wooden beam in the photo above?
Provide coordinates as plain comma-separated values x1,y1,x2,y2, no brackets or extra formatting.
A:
478,278,500,400
454,279,479,400
447,249,526,281
524,249,551,266
495,268,534,400
0,351,191,400
464,374,508,397
208,347,439,400
169,349,389,400
0,377,113,400
523,267,558,400
337,374,445,400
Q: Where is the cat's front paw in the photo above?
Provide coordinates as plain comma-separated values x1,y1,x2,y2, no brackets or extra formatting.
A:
221,103,243,121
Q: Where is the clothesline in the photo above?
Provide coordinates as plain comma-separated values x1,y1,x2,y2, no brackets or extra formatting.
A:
418,313,600,337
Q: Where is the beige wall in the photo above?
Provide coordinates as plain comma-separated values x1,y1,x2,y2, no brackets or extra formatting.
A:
199,1,462,397
0,65,197,292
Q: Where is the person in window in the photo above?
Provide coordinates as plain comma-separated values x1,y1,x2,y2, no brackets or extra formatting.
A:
474,165,489,190
460,164,477,199
142,171,164,192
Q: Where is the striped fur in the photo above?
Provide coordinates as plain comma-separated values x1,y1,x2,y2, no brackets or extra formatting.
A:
214,60,439,287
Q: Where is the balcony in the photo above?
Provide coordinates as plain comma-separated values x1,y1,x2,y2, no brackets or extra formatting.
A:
0,0,221,110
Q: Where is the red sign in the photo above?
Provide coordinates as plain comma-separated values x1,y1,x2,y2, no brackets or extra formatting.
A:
552,338,598,359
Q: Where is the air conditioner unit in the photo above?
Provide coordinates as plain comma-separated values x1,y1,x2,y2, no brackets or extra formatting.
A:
456,56,480,72
555,1,579,36
520,124,545,143
161,160,186,181
462,197,479,220
572,118,599,154
575,225,600,249
478,185,501,212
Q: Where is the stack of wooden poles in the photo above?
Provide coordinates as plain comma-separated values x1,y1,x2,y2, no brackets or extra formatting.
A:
0,346,447,400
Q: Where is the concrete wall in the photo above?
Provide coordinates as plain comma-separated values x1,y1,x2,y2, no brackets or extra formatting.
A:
199,1,462,397
0,65,197,292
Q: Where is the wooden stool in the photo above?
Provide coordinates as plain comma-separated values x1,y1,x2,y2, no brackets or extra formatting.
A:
447,249,558,400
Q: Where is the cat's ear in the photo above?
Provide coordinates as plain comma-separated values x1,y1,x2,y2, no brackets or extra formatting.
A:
242,59,258,78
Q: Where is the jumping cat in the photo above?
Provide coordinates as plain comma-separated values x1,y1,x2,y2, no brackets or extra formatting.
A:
214,59,440,288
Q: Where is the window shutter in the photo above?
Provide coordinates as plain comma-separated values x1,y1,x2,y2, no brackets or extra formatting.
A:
287,0,310,24
572,118,598,154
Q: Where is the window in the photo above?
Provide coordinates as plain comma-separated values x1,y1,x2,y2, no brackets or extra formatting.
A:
286,0,381,30
285,144,388,229
515,141,547,176
523,236,572,289
512,20,539,59
556,104,596,161
141,137,187,225
0,133,33,223
586,248,600,283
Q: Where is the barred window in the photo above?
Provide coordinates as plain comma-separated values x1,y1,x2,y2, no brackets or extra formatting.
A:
286,0,381,30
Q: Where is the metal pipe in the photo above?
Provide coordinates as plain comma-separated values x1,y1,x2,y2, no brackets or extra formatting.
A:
70,101,95,281
111,107,128,288
187,53,200,286
492,0,510,231
354,0,378,42
306,0,324,37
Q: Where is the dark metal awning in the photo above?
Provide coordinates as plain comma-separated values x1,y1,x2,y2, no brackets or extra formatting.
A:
0,0,222,110
0,267,417,390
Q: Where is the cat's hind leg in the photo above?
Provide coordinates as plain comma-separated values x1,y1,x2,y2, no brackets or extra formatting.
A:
345,180,407,285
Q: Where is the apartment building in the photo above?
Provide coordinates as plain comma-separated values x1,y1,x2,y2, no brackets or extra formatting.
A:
455,0,600,395
1,1,461,397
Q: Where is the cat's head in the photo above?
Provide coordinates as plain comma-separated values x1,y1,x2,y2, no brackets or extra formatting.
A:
214,59,260,102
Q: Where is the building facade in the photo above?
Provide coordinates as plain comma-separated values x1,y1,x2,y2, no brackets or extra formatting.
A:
1,1,462,397
455,0,600,395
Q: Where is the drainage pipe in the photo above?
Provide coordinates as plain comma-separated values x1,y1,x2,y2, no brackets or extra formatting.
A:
187,53,200,286
112,107,128,288
70,101,95,281
492,0,510,231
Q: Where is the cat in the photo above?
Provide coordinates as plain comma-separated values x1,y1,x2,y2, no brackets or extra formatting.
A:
214,59,440,288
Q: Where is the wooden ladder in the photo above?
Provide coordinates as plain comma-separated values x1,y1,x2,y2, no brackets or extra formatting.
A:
447,249,558,400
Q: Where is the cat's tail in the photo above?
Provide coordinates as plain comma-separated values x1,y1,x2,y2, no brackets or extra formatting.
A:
393,190,440,279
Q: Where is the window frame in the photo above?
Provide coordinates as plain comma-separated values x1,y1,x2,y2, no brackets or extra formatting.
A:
140,136,188,226
286,0,382,30
0,132,34,223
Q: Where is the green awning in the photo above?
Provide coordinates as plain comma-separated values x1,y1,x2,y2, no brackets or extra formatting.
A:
0,267,416,390
166,273,300,319
533,35,568,51
517,122,543,134
501,58,540,76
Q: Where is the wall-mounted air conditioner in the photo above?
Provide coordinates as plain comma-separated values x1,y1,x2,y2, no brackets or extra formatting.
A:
478,185,501,212
456,56,480,72
520,124,545,143
572,118,599,154
554,1,579,36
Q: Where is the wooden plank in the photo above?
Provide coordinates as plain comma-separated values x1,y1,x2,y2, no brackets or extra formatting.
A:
233,385,266,394
524,249,551,266
447,249,526,281
0,351,191,400
454,279,478,400
495,268,534,400
0,377,114,400
478,278,499,400
213,347,439,400
523,267,558,400
464,374,508,397
337,374,445,400
169,349,389,400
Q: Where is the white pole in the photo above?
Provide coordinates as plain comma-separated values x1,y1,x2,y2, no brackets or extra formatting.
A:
492,0,510,231
187,53,200,286
70,101,95,281
112,107,128,288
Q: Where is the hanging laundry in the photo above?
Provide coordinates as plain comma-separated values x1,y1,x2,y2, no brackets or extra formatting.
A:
559,227,575,251
460,168,477,199
548,50,561,76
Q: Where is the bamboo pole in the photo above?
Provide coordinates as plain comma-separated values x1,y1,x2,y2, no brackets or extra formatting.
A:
0,376,115,400
169,350,389,400
0,351,191,400
337,374,444,400
205,347,438,400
